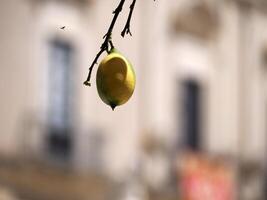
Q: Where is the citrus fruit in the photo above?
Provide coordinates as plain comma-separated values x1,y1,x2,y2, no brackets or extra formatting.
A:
96,49,136,110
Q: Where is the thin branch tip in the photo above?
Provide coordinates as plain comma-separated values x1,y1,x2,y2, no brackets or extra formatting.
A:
83,81,91,87
121,0,136,37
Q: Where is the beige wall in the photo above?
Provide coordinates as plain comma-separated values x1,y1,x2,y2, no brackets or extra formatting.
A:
0,0,34,156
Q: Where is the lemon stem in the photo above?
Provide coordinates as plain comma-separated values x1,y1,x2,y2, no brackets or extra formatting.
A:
108,41,115,54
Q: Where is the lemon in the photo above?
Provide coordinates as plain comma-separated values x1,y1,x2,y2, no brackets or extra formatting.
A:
96,49,136,110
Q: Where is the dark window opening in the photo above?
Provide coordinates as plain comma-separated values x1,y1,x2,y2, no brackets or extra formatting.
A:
46,39,74,161
182,80,202,151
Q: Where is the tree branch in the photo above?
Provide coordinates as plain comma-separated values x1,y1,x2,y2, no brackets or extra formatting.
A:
84,0,156,86
121,0,156,37
84,0,126,86
121,0,136,37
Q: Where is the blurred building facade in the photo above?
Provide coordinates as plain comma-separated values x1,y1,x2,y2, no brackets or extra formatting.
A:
1,0,267,199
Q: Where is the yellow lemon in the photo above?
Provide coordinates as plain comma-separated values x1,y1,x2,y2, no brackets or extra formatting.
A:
96,49,136,110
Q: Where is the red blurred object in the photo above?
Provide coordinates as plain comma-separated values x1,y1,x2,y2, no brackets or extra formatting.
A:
179,153,235,200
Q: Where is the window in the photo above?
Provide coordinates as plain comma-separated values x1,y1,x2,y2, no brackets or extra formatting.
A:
46,39,74,160
182,80,202,151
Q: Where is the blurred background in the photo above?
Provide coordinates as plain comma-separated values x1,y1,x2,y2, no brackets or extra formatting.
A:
1,0,267,199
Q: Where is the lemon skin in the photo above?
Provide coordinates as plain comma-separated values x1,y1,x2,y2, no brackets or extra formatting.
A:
96,50,136,110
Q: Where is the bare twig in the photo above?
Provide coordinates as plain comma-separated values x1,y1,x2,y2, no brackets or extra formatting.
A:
121,0,156,37
84,0,156,86
121,0,136,37
84,0,126,86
